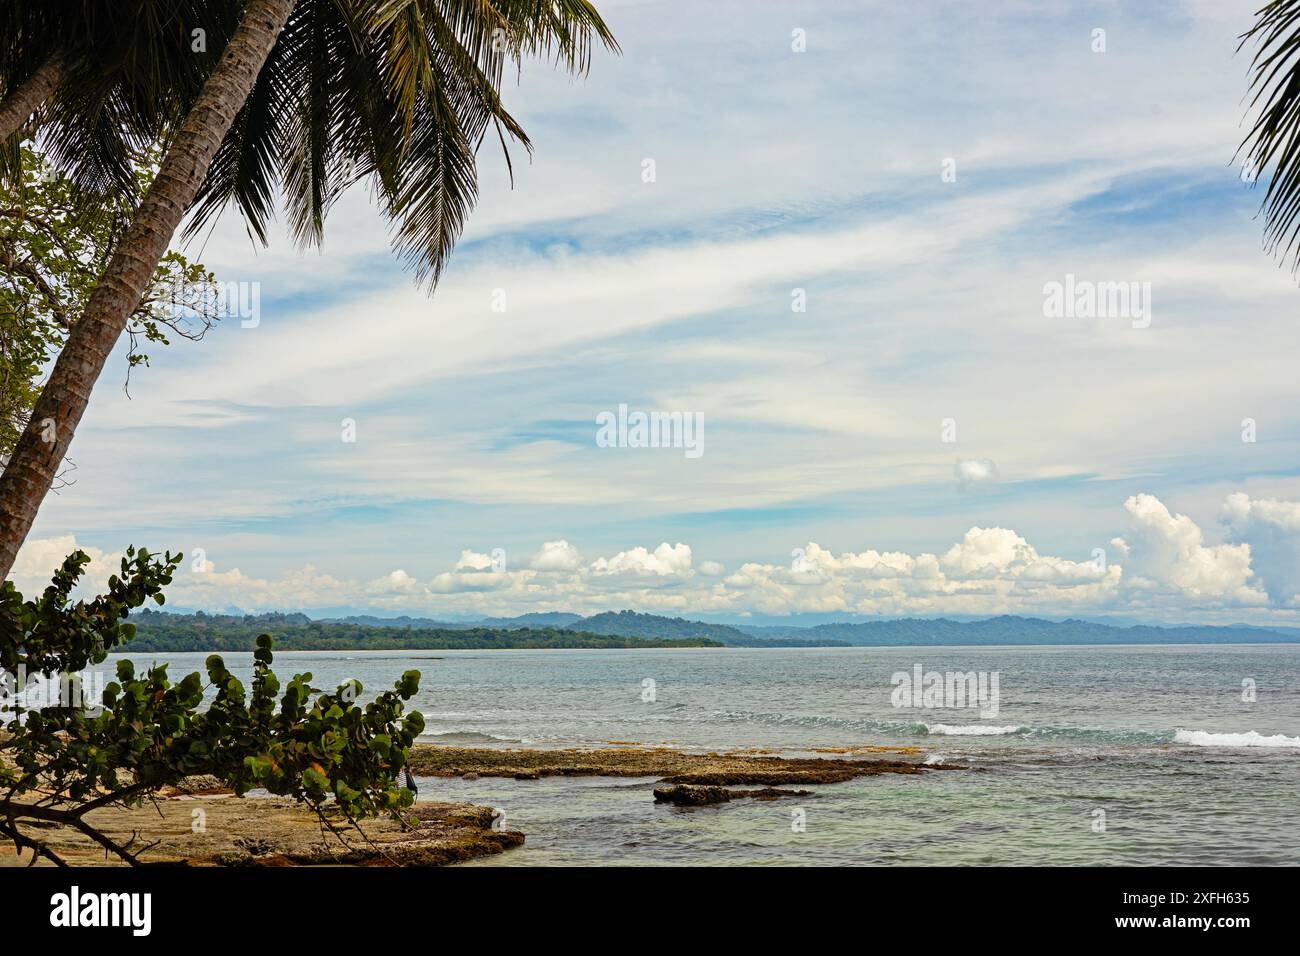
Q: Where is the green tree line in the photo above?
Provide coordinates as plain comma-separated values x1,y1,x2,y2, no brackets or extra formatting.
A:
126,611,723,651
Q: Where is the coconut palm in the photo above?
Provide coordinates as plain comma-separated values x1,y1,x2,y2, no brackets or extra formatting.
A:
0,1,226,191
0,0,617,577
1241,0,1300,273
0,4,73,141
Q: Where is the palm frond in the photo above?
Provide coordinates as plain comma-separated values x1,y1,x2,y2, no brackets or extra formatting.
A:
281,0,350,246
356,0,616,285
1241,0,1300,273
387,97,480,286
182,41,288,247
494,0,620,72
20,1,232,198
179,0,617,287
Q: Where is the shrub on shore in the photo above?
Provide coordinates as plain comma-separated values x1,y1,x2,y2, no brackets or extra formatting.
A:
0,547,424,866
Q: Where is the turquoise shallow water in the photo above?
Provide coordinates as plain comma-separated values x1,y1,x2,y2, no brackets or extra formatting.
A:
112,644,1300,865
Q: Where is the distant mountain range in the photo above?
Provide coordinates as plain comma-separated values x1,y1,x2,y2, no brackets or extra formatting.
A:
128,608,1300,649
729,615,1300,646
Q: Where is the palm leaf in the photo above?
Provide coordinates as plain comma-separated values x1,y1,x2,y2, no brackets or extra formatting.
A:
177,0,618,286
362,0,616,285
21,1,232,197
1241,0,1300,273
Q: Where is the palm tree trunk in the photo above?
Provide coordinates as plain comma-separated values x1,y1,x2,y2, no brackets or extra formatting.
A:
0,0,297,579
0,53,65,142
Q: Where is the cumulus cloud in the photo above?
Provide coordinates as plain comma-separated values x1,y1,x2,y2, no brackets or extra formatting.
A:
942,527,1036,576
1111,494,1257,600
176,563,349,612
590,542,693,576
1220,493,1300,604
941,527,1103,584
724,530,1116,618
368,569,423,595
530,540,582,572
429,569,512,594
13,492,1300,622
10,535,124,591
800,542,923,578
453,550,498,572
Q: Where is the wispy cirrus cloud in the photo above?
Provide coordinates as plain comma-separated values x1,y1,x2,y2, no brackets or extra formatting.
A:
17,1,1300,624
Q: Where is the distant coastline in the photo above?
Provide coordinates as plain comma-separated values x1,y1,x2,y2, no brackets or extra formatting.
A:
122,616,722,652
122,608,1300,652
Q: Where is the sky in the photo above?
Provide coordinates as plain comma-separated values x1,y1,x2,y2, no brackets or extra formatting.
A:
13,0,1300,625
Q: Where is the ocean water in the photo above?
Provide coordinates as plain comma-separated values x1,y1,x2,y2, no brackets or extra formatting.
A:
111,644,1300,866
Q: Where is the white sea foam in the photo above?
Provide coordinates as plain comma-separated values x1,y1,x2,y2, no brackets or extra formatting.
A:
1173,729,1300,749
924,723,1022,736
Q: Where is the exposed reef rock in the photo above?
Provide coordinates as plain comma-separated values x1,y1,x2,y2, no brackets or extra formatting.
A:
410,744,963,787
652,784,813,805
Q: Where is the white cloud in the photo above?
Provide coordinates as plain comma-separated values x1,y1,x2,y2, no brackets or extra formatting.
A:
1221,493,1300,604
954,459,999,492
942,527,1034,576
590,542,693,576
1111,494,1257,600
10,536,124,591
530,540,583,572
369,569,422,595
14,492,1295,625
429,570,512,594
453,550,497,572
177,563,349,612
13,0,1300,629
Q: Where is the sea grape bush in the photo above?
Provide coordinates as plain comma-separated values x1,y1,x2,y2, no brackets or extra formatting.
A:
0,546,424,865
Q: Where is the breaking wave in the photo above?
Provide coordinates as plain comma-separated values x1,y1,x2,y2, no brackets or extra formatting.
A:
1173,730,1300,749
924,724,1024,736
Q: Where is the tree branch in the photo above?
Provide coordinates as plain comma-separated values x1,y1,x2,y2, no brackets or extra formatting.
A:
0,250,72,328
1,813,69,867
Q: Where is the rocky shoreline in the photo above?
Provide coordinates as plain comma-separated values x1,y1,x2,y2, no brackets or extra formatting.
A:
3,744,958,866
0,786,523,867
652,784,814,805
408,743,956,786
